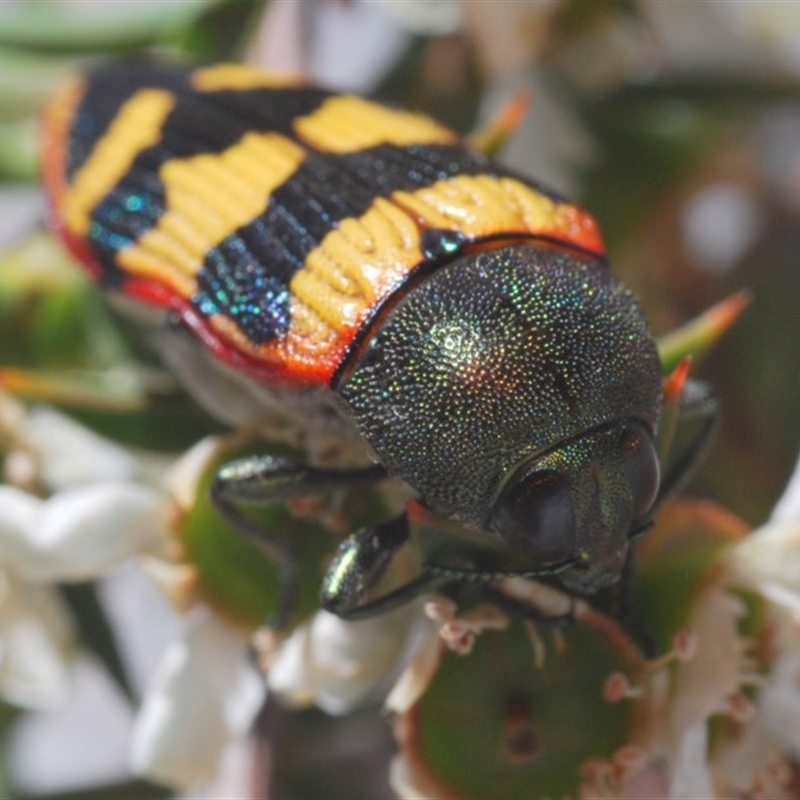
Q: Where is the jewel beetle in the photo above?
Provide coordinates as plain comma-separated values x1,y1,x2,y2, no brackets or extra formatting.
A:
42,61,716,622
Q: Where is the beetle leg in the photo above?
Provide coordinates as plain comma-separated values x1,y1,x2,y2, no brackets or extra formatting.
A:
209,455,387,626
654,377,719,506
323,535,583,621
320,515,440,620
211,454,386,505
614,547,659,658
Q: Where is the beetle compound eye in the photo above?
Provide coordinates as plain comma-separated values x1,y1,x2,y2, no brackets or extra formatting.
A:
619,422,660,523
492,472,576,564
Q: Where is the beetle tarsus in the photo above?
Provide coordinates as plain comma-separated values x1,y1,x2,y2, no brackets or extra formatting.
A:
320,515,440,620
212,455,386,505
209,488,299,629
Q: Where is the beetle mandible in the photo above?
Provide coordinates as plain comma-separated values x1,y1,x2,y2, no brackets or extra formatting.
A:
41,62,716,622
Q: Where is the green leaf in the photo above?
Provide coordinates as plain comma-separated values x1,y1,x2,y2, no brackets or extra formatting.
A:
0,47,83,119
657,291,750,375
0,1,222,52
0,233,129,371
0,119,39,180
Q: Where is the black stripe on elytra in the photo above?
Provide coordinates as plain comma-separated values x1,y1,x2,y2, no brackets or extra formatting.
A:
192,142,521,345
67,62,191,181
82,147,167,289
77,73,331,283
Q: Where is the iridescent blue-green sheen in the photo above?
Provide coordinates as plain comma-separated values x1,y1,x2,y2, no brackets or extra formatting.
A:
339,243,661,527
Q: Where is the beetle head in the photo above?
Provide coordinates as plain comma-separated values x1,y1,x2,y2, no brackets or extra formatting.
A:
489,418,659,592
338,243,663,593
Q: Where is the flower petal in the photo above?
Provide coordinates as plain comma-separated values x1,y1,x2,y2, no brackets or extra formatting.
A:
129,609,265,788
0,570,73,709
0,485,42,564
758,642,800,758
668,723,716,800
389,752,439,800
0,483,164,582
163,435,225,512
770,449,800,524
669,586,746,733
269,603,425,716
385,624,442,714
727,519,800,611
713,661,790,796
7,653,134,793
21,407,170,489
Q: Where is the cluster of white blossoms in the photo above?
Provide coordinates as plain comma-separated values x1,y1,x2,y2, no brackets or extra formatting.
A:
4,379,800,799
0,389,266,789
0,385,438,792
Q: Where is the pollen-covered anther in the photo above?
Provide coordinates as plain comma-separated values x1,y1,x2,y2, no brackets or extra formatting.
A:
672,629,698,661
725,692,756,723
579,750,644,799
647,628,698,670
602,671,643,703
751,766,793,800
423,595,458,623
765,758,793,790
437,604,509,654
578,758,614,799
580,757,611,783
439,620,475,655
610,745,647,782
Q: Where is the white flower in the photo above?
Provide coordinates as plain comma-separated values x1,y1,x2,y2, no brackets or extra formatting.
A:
267,591,515,724
616,451,800,800
0,569,73,709
0,394,166,710
707,451,800,796
269,600,434,716
1,394,170,493
0,482,164,583
0,392,266,789
129,607,265,788
655,586,752,799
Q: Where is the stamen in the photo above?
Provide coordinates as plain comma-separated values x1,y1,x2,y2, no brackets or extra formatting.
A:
603,672,643,703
